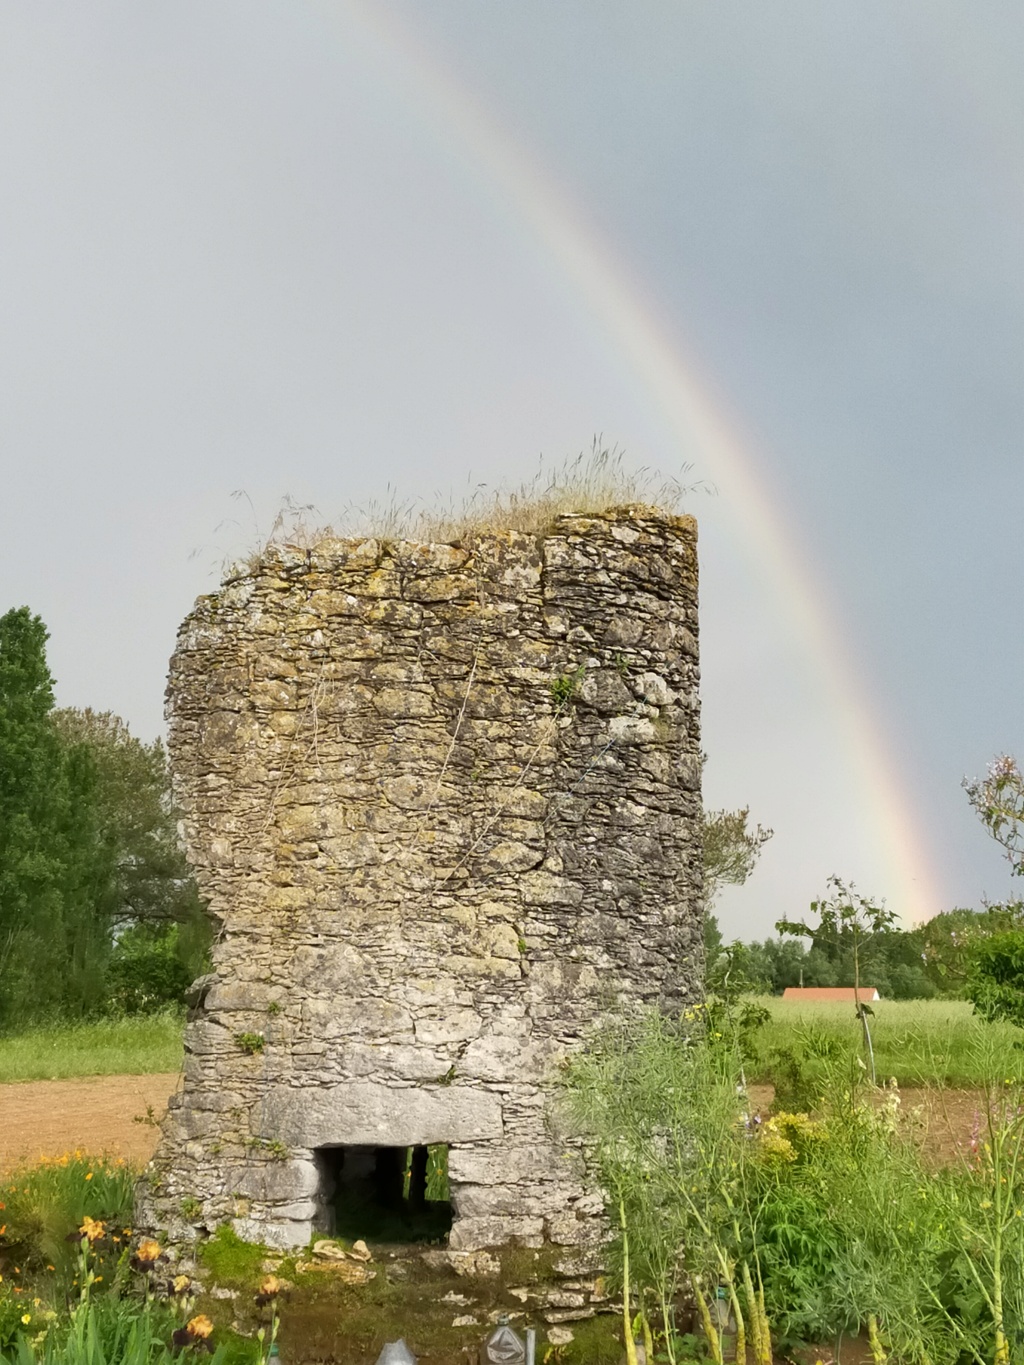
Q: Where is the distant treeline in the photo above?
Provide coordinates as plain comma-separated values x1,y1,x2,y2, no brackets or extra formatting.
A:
0,607,208,1030
707,903,1024,1000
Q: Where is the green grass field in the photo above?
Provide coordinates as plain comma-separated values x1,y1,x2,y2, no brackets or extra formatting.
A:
0,1011,184,1083
748,996,1024,1088
0,999,1018,1089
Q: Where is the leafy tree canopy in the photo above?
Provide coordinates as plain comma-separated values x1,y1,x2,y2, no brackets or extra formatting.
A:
702,807,773,909
51,708,204,931
0,608,104,1023
0,609,208,1026
966,930,1024,1029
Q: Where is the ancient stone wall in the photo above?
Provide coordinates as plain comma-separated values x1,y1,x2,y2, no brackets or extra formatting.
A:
139,506,703,1259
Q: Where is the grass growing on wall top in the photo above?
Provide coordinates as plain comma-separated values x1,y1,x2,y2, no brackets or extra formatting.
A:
242,442,702,560
749,996,1024,1087
0,1012,184,1083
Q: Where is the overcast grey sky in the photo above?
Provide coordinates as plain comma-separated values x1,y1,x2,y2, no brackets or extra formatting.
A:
1,1,1021,937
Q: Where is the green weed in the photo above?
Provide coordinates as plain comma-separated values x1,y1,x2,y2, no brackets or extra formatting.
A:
555,1314,623,1363
199,1226,268,1290
550,666,585,708
565,1008,1024,1365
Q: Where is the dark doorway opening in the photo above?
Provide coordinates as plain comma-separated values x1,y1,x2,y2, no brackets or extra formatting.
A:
314,1144,452,1243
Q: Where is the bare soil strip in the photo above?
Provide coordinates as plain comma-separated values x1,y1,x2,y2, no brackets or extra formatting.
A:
0,1073,180,1169
748,1083,989,1164
0,1075,991,1174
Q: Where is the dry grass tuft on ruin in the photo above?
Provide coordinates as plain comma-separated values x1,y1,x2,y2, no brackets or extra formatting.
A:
238,443,703,567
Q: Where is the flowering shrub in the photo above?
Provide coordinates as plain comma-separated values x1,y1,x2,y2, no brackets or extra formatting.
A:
0,1152,133,1280
967,930,1024,1028
965,754,1024,877
755,1110,826,1165
0,1159,239,1365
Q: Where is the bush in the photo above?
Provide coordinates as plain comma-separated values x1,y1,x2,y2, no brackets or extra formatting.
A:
105,926,194,1016
967,929,1024,1027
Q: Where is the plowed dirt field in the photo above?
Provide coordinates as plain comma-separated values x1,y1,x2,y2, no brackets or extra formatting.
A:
0,1073,179,1169
0,1075,993,1173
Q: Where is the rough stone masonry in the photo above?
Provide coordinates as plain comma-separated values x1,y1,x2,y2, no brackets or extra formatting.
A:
139,505,704,1258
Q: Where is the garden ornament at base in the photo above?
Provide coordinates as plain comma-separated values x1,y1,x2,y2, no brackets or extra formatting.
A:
482,1320,525,1364
374,1341,417,1365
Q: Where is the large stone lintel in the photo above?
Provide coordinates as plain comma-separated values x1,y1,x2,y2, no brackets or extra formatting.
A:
256,1081,503,1148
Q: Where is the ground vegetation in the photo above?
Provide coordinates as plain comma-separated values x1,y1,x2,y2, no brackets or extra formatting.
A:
564,1008,1024,1365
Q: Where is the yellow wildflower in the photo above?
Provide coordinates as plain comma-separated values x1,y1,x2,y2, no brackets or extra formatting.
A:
186,1315,214,1340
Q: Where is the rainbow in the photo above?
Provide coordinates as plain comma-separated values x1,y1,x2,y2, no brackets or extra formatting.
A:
311,0,942,924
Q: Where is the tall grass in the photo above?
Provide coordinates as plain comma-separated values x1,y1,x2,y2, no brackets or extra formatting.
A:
749,997,1024,1087
565,1011,1024,1365
0,1014,183,1084
243,442,701,559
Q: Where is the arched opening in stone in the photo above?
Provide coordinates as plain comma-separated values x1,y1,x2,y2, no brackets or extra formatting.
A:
314,1143,452,1244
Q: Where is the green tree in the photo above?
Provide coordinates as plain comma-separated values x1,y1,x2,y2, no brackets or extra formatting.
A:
743,935,821,992
703,911,723,960
51,710,203,929
0,607,62,1012
920,904,1024,994
702,807,773,909
0,612,204,1025
0,608,107,1024
958,755,1024,1029
966,931,1024,1028
51,708,210,1008
778,876,897,1082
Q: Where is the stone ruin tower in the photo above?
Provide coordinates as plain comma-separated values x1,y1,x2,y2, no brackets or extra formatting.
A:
140,506,703,1257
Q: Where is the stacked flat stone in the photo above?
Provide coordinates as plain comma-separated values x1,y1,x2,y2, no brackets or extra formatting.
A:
139,505,703,1257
